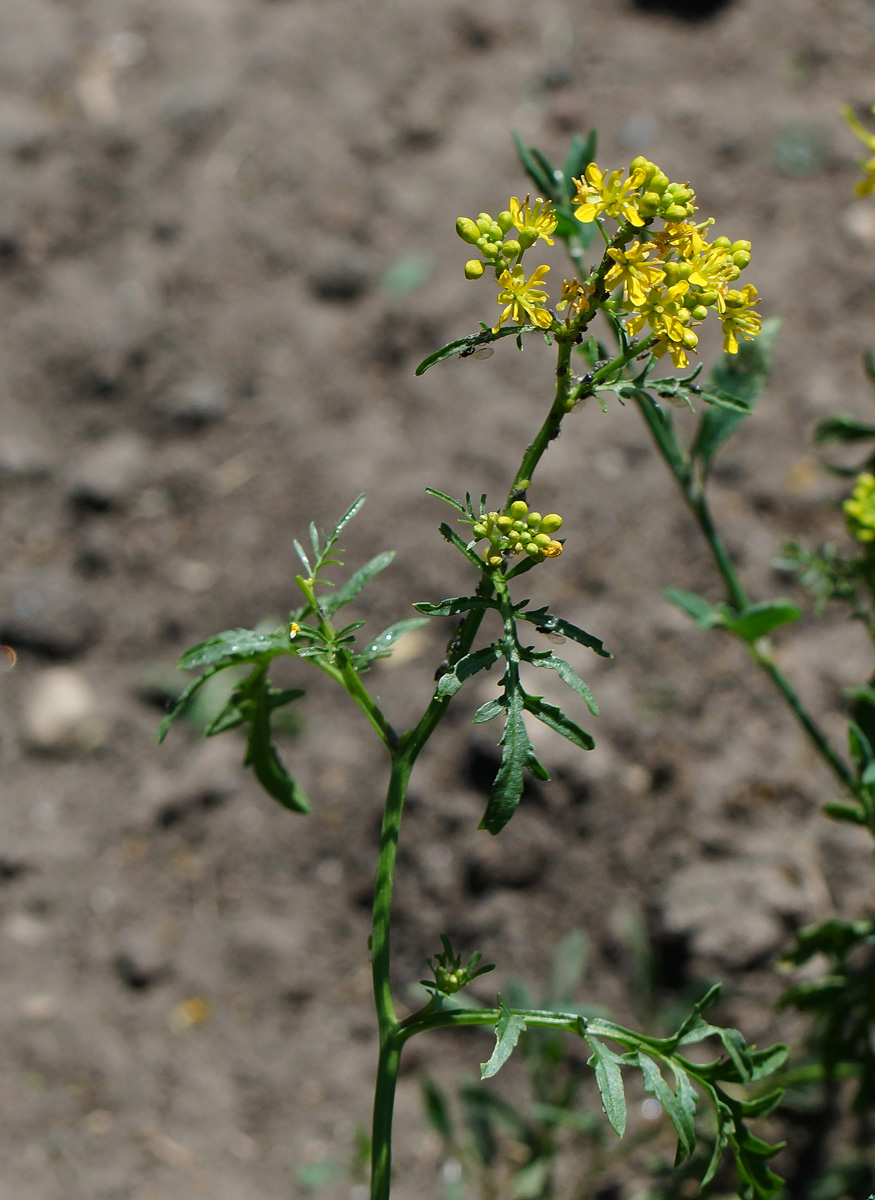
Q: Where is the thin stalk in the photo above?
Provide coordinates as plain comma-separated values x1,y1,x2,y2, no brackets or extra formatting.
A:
369,754,412,1200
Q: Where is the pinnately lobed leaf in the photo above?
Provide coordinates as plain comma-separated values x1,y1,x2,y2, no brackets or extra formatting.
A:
584,1036,627,1137
481,996,527,1079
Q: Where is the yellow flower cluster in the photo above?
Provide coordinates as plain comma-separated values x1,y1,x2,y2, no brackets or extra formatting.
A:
472,501,564,567
454,156,760,362
843,103,875,198
575,157,760,366
844,472,875,543
456,197,558,332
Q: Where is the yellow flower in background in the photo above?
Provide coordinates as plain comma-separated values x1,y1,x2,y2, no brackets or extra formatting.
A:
844,472,875,542
509,195,557,247
493,264,553,331
720,284,762,353
604,242,666,307
573,162,647,227
843,104,875,197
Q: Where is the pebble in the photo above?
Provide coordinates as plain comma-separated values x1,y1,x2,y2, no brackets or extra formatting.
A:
67,432,150,510
0,434,54,481
164,375,228,426
0,569,101,658
306,258,370,303
23,667,105,754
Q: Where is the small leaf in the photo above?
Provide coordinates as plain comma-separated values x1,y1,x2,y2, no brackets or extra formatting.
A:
584,1035,627,1137
663,588,726,630
437,521,488,570
480,685,543,834
636,1053,697,1163
527,651,598,714
481,996,527,1079
331,494,366,540
722,599,801,642
523,694,594,751
436,644,501,698
473,697,505,724
420,1077,454,1142
517,607,610,658
414,596,499,618
424,487,468,514
355,618,430,667
822,800,868,825
157,664,227,742
244,672,310,813
814,414,875,445
415,325,539,375
512,131,556,197
178,627,292,670
321,552,396,617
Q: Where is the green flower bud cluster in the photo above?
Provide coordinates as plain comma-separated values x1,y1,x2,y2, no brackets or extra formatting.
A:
629,156,697,222
457,210,520,274
472,499,564,566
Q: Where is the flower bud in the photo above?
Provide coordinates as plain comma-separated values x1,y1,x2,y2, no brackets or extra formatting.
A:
481,242,501,260
533,532,552,549
464,259,485,280
476,214,493,235
486,551,504,567
526,512,542,527
664,204,690,221
502,239,522,258
697,289,718,307
539,513,563,533
509,500,528,520
691,304,709,321
472,523,488,539
489,223,504,243
524,542,541,557
496,515,513,532
518,230,537,250
713,236,731,249
496,210,514,234
639,192,661,217
649,171,670,194
543,540,563,558
731,250,751,269
456,217,481,244
681,329,699,349
731,239,751,253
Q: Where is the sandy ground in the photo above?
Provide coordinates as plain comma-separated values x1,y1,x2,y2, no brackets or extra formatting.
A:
2,1,875,1197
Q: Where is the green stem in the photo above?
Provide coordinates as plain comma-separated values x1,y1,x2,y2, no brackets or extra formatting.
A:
632,393,858,798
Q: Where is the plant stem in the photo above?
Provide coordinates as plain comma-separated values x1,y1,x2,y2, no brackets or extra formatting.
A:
632,392,858,798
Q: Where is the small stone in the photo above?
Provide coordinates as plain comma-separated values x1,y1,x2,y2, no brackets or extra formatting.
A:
306,258,370,303
165,376,228,426
0,435,53,480
23,667,105,754
0,569,101,658
67,433,150,510
113,929,172,991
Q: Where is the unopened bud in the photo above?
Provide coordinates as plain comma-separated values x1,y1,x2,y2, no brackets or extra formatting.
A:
464,259,485,280
540,513,563,533
456,217,481,244
509,500,528,520
526,512,542,527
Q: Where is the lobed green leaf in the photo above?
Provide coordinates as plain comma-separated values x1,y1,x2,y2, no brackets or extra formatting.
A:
355,618,430,668
321,551,396,617
522,693,595,752
178,626,295,671
584,1036,627,1137
481,997,527,1080
526,650,599,715
436,643,501,698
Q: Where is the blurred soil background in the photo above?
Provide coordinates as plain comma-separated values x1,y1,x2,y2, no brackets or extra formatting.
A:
2,0,875,1197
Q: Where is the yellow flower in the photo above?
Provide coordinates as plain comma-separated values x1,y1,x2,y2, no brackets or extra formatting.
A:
625,280,699,368
604,242,666,308
843,104,875,197
573,162,647,228
844,472,875,542
509,195,557,247
720,284,762,354
493,264,553,332
685,245,738,312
